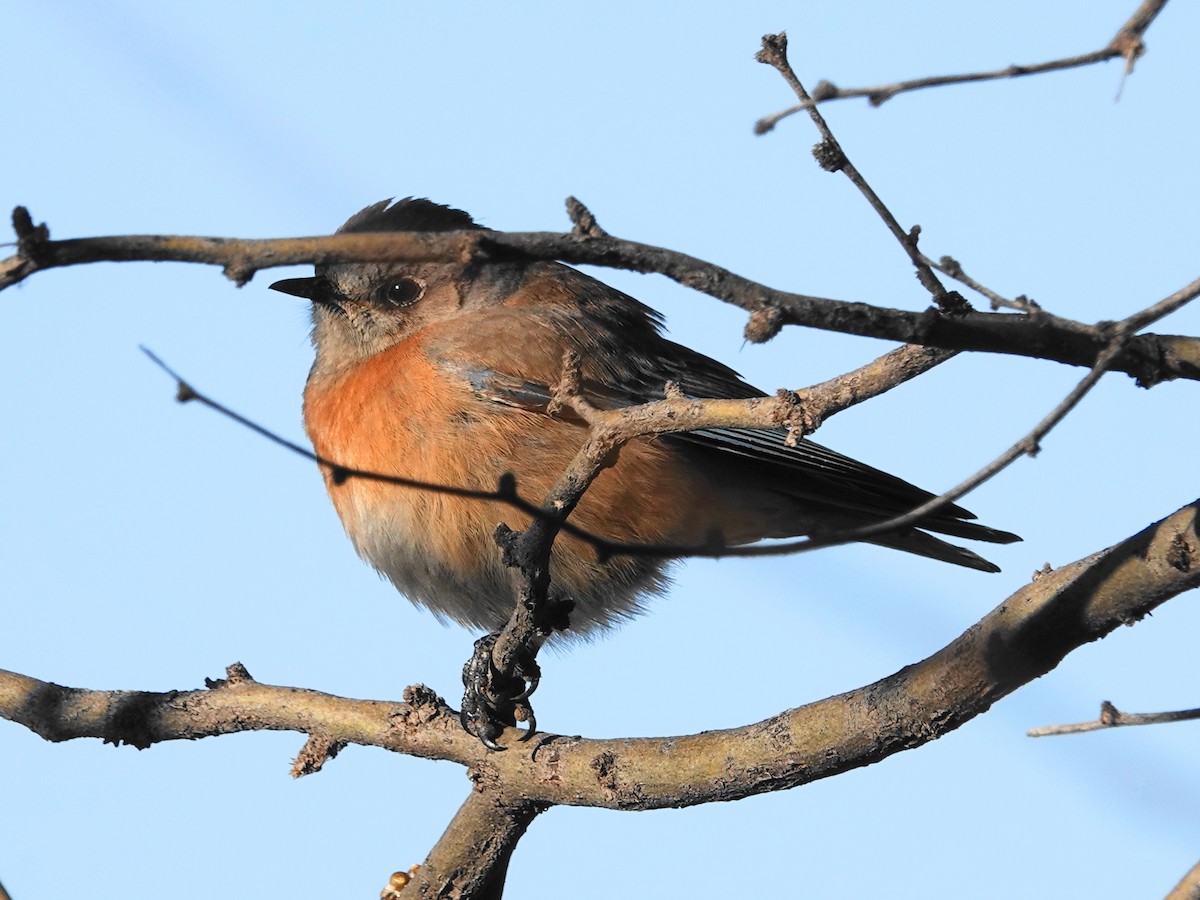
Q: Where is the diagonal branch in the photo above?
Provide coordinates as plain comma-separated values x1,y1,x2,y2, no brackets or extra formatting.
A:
407,790,546,900
756,33,950,302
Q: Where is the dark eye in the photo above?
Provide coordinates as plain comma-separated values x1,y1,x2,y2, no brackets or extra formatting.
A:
382,277,423,308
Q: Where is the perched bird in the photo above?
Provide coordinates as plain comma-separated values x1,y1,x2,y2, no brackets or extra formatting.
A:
271,198,1018,638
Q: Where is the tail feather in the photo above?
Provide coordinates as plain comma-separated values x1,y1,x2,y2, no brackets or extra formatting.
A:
906,516,1021,546
868,528,1003,573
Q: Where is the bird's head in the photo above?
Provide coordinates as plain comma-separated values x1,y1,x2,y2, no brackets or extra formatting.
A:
270,198,488,377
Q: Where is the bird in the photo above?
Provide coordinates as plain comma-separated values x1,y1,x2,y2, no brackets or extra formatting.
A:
271,198,1019,639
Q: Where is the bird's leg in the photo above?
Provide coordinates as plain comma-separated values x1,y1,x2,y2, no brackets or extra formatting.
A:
461,523,575,748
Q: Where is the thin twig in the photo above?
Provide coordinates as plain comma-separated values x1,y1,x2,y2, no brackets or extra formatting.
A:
756,34,950,304
933,255,1030,312
753,38,1050,349
139,347,630,555
753,0,1168,128
1028,700,1200,737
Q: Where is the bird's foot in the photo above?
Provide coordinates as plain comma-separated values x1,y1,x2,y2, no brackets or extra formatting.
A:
459,632,541,750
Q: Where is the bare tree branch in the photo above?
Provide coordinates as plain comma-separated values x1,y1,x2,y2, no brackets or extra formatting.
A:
5,208,1196,386
754,0,1168,129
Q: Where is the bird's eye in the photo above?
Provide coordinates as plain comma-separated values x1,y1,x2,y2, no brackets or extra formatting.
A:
382,277,423,308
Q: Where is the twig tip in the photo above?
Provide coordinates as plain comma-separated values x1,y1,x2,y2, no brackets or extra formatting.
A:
566,197,608,238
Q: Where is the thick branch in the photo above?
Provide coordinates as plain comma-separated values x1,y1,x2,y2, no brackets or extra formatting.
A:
407,791,545,899
4,498,1196,808
5,209,1198,385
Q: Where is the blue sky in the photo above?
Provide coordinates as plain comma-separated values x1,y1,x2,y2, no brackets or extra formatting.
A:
3,2,1198,897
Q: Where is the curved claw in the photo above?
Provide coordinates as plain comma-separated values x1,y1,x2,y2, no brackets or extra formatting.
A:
518,713,538,741
480,732,507,752
459,706,508,751
511,669,540,702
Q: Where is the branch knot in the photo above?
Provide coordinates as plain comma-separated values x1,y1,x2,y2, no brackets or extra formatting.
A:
812,138,846,172
772,389,818,443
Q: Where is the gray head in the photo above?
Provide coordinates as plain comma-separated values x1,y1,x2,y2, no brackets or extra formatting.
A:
270,198,487,379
